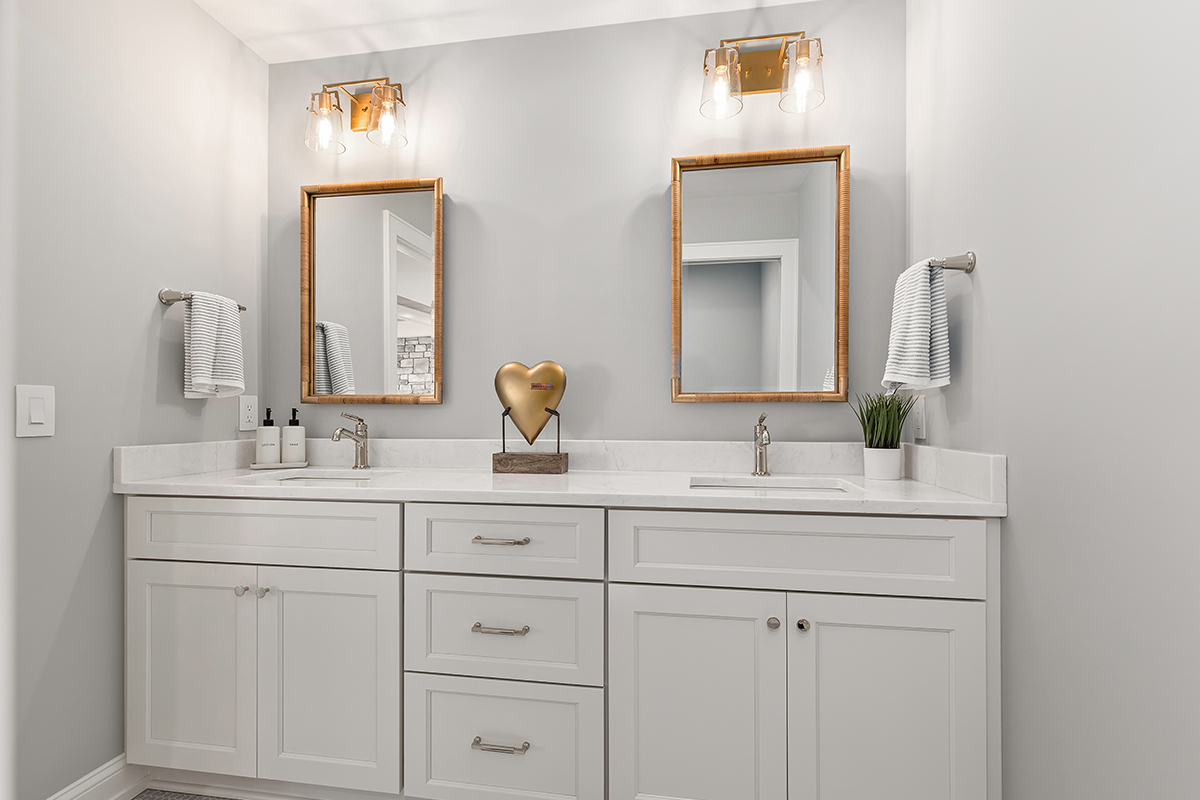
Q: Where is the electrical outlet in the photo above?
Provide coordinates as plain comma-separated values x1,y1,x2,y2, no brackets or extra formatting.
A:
911,394,927,440
239,395,259,432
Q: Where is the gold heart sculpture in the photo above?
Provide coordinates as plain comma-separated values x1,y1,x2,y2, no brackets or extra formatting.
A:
495,361,567,445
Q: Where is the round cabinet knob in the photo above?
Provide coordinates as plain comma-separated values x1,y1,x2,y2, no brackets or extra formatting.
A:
767,617,781,630
233,585,248,597
255,587,270,599
796,619,811,632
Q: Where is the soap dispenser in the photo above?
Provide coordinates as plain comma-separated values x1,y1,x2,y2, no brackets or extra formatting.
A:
256,408,280,465
282,408,306,464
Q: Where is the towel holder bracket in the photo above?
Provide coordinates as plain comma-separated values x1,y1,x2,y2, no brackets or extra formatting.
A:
159,288,247,312
930,251,975,273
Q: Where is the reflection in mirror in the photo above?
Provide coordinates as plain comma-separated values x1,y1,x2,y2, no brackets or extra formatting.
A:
301,179,442,404
672,148,847,402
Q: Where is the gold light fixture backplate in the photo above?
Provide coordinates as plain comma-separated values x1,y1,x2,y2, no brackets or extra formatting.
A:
719,31,804,95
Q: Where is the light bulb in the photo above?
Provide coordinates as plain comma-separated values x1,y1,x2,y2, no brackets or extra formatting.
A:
378,104,396,146
713,67,730,116
316,114,333,150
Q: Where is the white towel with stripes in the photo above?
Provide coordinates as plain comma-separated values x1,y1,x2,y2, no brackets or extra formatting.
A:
314,321,355,395
882,260,950,390
184,292,244,399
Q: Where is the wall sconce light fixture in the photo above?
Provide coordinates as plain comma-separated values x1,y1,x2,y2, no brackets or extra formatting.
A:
700,31,825,119
304,78,407,154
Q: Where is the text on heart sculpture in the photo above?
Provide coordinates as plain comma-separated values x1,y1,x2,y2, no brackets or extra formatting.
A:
494,361,567,445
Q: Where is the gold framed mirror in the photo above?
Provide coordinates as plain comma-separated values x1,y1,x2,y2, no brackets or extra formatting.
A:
672,146,848,402
301,178,443,404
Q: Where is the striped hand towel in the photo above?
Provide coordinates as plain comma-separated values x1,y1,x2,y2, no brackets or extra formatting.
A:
313,324,332,395
184,292,245,399
315,321,355,395
881,260,950,390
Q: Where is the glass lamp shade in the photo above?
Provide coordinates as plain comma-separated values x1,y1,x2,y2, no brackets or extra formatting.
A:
303,90,346,154
366,84,408,148
780,39,825,113
699,47,743,120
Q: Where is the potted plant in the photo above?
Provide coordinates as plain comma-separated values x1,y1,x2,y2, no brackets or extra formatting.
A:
850,392,917,480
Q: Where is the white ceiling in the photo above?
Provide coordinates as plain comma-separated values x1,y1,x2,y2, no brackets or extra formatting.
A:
193,0,807,64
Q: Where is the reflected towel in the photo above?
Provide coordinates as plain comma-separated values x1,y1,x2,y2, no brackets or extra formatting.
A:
315,321,355,395
184,292,244,399
314,324,331,395
882,260,949,390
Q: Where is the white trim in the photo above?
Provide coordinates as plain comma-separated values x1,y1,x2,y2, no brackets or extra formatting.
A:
46,755,149,800
147,767,401,800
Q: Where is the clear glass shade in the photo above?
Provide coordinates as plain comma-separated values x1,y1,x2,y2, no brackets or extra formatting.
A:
699,47,743,120
780,39,825,113
366,84,408,148
304,91,346,154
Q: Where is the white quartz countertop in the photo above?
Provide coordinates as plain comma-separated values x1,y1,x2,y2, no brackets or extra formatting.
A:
112,465,1006,517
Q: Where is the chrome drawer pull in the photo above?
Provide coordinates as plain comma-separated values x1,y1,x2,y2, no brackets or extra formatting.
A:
472,622,531,637
472,736,530,755
472,535,531,546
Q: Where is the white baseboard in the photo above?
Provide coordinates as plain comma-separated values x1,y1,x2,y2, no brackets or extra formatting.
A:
46,755,150,800
147,767,401,800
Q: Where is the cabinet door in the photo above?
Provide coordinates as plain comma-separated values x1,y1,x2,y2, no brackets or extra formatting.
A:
256,567,401,793
788,593,987,800
126,560,258,776
609,583,788,800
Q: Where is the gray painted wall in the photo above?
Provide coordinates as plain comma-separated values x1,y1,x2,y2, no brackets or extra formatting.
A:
682,261,767,392
908,1,1200,798
266,0,906,443
14,1,267,797
0,0,17,796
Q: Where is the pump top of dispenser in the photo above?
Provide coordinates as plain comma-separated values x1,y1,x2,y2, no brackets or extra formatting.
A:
289,408,301,426
262,408,275,426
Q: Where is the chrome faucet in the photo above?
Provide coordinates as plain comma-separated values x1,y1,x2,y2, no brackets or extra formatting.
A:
753,413,771,477
332,412,370,469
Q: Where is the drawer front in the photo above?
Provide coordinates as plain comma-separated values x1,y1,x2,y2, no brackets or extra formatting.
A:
406,574,604,686
126,496,400,570
405,504,604,579
405,673,604,800
610,510,987,599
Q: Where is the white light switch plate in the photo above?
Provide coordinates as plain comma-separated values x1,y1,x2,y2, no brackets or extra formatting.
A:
911,394,927,440
239,395,259,432
16,385,55,437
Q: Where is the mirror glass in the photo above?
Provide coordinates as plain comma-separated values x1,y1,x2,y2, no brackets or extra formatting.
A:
673,150,847,401
302,180,442,403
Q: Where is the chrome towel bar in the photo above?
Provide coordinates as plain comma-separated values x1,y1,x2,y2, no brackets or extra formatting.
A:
159,288,247,312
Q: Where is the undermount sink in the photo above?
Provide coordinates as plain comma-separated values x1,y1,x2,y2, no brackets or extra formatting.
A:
689,475,860,493
252,468,400,487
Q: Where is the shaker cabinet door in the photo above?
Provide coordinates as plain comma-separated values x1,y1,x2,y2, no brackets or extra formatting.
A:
608,583,788,800
256,566,401,793
787,592,988,800
126,560,258,776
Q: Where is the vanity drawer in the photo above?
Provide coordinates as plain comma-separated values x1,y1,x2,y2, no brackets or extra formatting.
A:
404,503,604,579
406,574,604,686
404,673,604,800
609,509,987,599
126,496,400,570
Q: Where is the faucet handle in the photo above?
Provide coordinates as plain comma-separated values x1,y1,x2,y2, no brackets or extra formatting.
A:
341,412,364,424
758,412,768,426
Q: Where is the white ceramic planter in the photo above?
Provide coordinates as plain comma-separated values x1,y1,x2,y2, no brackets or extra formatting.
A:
863,447,903,480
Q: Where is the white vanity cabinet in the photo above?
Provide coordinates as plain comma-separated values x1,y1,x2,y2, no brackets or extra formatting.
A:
607,509,999,800
124,497,402,795
403,503,606,800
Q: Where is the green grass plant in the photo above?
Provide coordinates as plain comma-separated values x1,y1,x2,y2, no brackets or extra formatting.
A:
850,392,918,449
